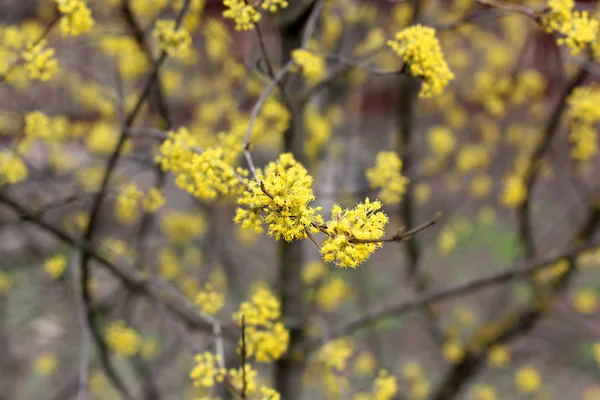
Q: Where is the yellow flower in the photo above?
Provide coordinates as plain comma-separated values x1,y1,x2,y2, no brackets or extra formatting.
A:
472,383,497,400
22,40,57,81
515,365,541,394
157,247,181,280
0,272,11,293
470,174,492,198
261,0,288,12
321,199,388,268
366,151,409,204
567,85,600,161
0,150,27,185
438,228,457,254
316,276,350,312
229,364,258,394
115,182,143,224
161,210,206,245
427,126,456,158
235,153,323,242
223,0,260,31
387,25,454,97
233,286,289,362
302,260,326,285
291,49,327,85
500,174,527,207
55,0,94,36
572,288,598,315
153,20,192,58
195,283,225,315
318,338,354,371
353,352,376,377
45,254,67,279
487,345,510,368
374,369,397,400
401,362,423,381
442,339,465,363
105,320,141,357
592,341,600,366
33,353,57,376
543,1,599,55
142,187,165,213
190,352,226,388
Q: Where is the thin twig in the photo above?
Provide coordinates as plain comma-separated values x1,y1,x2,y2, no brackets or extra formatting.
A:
350,212,441,244
240,315,247,399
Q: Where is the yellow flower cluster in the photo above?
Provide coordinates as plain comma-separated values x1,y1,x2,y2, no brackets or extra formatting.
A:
428,126,456,158
24,111,71,142
321,199,388,268
572,288,597,315
235,153,323,241
567,85,600,161
142,187,165,213
543,0,599,55
156,127,245,201
261,0,288,12
153,20,192,58
366,151,409,204
33,353,57,376
45,254,67,279
195,283,225,315
316,276,350,312
387,25,454,97
223,0,261,31
373,369,398,400
105,321,142,357
55,0,94,36
22,40,57,81
0,272,11,293
500,174,527,208
161,210,206,245
318,338,354,371
233,286,289,362
291,49,327,85
115,183,143,224
229,364,258,393
514,365,541,394
189,352,226,388
157,247,181,280
0,150,27,185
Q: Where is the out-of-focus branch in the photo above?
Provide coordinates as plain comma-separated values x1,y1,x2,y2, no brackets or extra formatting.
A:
78,2,193,396
516,66,588,259
303,238,600,352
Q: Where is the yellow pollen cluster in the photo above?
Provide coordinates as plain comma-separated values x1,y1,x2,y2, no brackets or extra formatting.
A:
0,150,28,185
142,187,165,213
567,85,600,161
22,40,57,81
387,25,454,97
543,0,599,55
105,321,142,357
153,20,192,58
235,153,323,241
189,352,226,388
366,151,409,205
321,199,388,268
223,0,261,31
291,49,327,85
55,0,94,36
233,286,289,362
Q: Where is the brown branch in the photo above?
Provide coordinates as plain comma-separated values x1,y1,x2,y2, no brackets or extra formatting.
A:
474,0,543,22
303,238,600,352
240,315,247,399
516,66,588,259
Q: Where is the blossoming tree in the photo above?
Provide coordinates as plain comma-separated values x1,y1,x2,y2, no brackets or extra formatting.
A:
1,0,600,399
